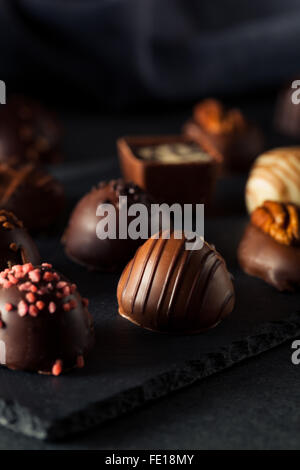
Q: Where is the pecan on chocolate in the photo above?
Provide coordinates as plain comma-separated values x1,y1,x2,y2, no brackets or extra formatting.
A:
193,99,246,134
251,200,300,246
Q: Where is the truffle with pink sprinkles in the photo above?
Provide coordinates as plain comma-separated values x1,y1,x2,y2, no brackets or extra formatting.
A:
0,263,94,375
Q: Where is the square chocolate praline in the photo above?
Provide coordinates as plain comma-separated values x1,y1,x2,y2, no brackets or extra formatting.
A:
117,135,223,205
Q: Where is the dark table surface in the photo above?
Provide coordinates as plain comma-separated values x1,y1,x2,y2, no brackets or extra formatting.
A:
1,92,300,450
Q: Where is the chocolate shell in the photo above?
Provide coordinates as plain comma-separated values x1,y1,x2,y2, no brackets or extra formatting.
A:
62,179,154,272
0,210,40,270
0,163,65,232
238,223,300,292
0,95,62,165
117,232,235,333
0,263,94,374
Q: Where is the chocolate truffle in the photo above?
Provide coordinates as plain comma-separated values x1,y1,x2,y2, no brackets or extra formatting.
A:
117,135,222,205
0,210,40,270
0,263,94,374
62,179,154,271
238,201,300,291
117,231,235,333
274,80,300,137
0,163,65,232
0,95,62,165
245,147,300,214
183,99,264,173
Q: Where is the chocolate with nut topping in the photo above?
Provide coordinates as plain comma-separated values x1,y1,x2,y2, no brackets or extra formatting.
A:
238,201,300,291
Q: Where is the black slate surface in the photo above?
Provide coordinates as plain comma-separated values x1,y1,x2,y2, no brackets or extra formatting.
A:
0,156,298,442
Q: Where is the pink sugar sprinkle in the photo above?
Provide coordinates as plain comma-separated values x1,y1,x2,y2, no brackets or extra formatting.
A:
36,300,45,311
71,284,77,293
30,284,38,293
29,305,38,317
18,300,28,316
23,263,34,274
56,292,63,299
52,360,63,376
0,272,7,279
8,274,18,284
63,286,71,296
5,303,13,311
77,355,84,368
82,297,89,307
53,272,60,281
63,302,71,312
42,263,52,268
57,281,67,289
28,269,40,283
26,292,36,303
47,283,54,290
19,282,32,291
48,301,56,314
43,271,54,281
14,271,25,279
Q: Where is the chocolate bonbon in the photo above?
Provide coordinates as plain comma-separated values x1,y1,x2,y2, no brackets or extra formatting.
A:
0,95,62,165
0,163,65,232
0,210,40,270
62,179,154,271
117,231,235,333
245,147,300,214
238,201,300,291
0,263,94,374
117,135,222,205
183,99,264,173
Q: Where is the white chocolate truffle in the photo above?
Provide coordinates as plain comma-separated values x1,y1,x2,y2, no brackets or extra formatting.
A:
245,147,300,213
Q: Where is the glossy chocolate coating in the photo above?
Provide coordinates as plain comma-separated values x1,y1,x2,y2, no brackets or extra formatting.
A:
0,163,65,232
0,210,40,270
63,179,154,272
0,95,62,165
238,223,300,291
0,263,94,374
117,232,235,333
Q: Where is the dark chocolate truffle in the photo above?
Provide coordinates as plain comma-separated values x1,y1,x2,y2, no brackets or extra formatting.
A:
62,179,154,272
0,95,62,165
0,163,65,232
117,231,235,333
0,263,94,374
0,210,40,270
238,201,300,291
183,99,264,173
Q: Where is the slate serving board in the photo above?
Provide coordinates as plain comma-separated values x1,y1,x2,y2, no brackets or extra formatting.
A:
0,160,299,442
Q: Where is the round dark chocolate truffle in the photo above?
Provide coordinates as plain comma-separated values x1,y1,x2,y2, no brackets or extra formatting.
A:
117,231,235,333
238,201,300,291
0,263,94,374
0,163,65,232
62,179,154,271
0,95,62,165
0,210,40,270
183,99,264,173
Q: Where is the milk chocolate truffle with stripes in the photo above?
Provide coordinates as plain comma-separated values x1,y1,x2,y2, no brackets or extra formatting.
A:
0,163,65,232
246,147,300,214
0,263,94,374
117,231,235,333
0,95,62,165
0,210,40,270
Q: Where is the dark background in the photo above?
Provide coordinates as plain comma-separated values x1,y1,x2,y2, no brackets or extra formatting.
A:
1,0,300,450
